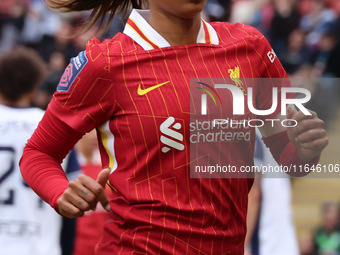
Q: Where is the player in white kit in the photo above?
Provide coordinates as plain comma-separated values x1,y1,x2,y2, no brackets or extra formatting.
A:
0,47,79,255
245,129,300,255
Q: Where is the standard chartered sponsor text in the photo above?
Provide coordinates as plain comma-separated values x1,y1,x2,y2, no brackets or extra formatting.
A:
189,118,298,144
189,118,251,143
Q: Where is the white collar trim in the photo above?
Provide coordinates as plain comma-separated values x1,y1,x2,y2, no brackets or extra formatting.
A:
123,9,219,50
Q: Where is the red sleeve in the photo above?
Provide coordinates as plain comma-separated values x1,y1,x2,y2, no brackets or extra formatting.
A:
50,38,115,133
20,38,115,215
20,109,84,213
263,131,320,177
243,25,295,120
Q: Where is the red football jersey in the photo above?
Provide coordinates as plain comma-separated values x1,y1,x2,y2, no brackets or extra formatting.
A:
50,9,291,255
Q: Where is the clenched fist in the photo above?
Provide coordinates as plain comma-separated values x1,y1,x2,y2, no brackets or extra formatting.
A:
57,167,111,218
287,108,328,163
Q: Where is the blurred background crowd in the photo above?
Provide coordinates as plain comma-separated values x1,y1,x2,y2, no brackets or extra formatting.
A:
0,0,339,255
0,0,126,110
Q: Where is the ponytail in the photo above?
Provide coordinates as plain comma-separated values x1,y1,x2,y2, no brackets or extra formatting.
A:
44,0,145,34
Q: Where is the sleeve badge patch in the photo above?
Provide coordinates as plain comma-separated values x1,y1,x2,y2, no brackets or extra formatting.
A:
57,51,88,92
267,49,277,63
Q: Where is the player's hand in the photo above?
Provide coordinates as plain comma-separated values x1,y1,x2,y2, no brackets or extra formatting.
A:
286,108,328,162
57,167,111,218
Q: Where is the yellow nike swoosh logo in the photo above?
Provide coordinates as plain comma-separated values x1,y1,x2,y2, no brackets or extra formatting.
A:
137,81,170,96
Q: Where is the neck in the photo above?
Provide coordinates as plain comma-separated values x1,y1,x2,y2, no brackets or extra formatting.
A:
148,9,201,46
